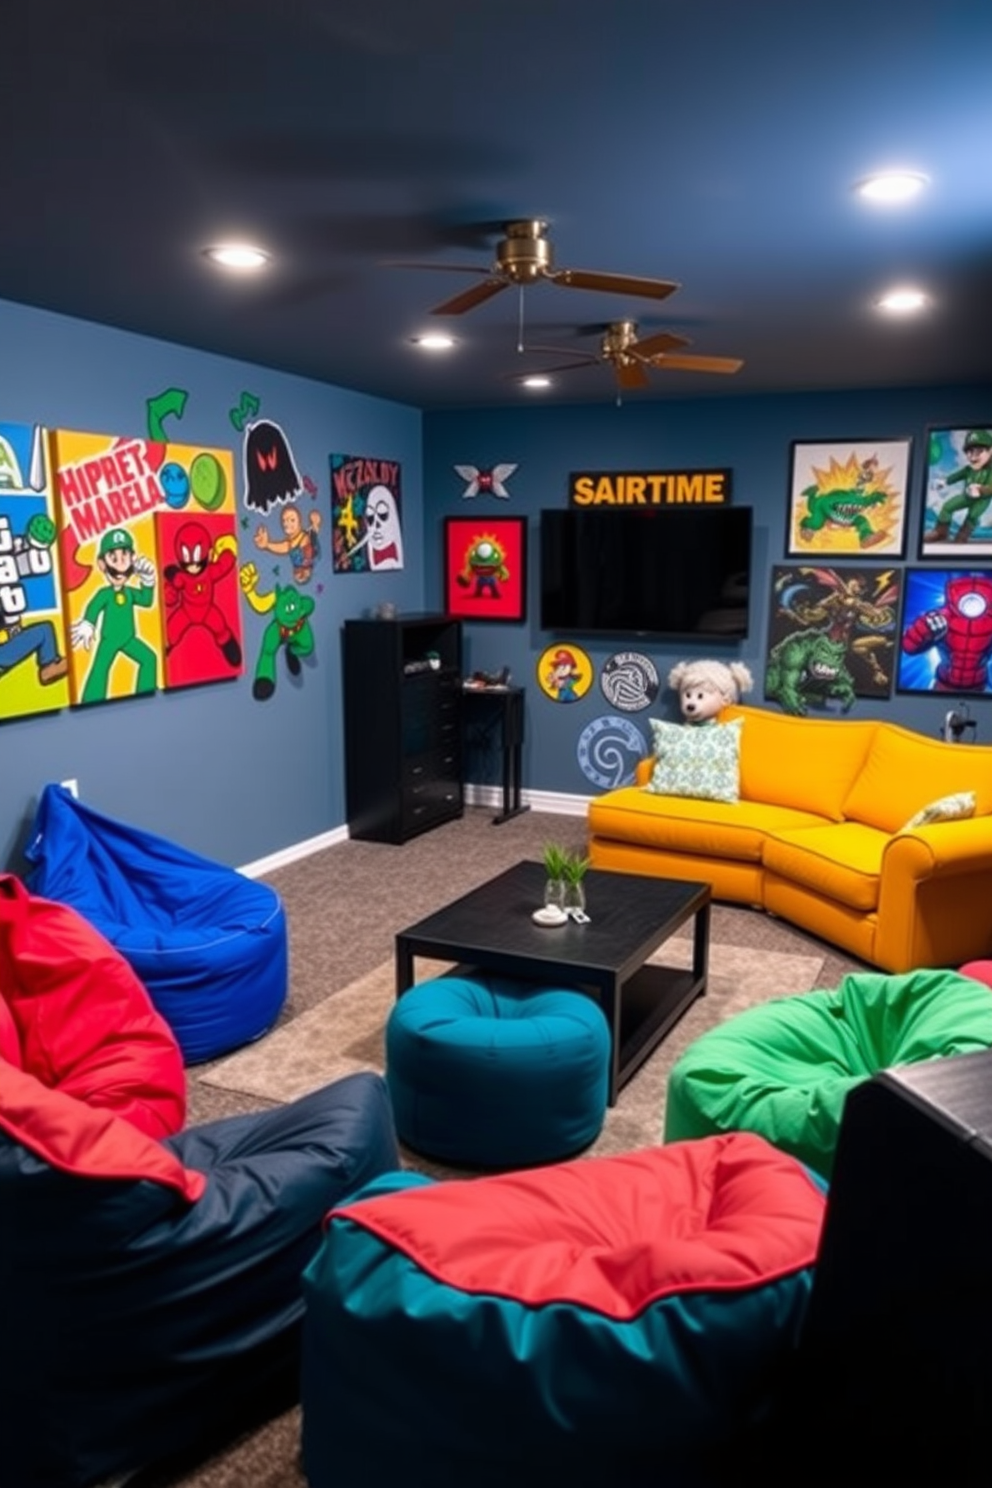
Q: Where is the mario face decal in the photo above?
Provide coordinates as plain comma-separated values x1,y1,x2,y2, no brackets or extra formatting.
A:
537,643,593,703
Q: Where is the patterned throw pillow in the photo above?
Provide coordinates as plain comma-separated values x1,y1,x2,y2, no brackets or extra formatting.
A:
900,790,977,831
645,717,743,804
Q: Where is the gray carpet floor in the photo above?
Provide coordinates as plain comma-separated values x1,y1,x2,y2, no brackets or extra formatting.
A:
123,807,869,1488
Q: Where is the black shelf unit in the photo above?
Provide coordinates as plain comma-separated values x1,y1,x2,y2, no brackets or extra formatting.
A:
342,614,463,843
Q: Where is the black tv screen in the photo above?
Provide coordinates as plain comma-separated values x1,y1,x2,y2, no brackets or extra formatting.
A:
540,505,752,639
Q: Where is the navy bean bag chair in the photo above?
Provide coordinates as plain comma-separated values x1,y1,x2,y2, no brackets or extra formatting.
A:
0,875,400,1488
24,781,287,1062
302,1132,826,1488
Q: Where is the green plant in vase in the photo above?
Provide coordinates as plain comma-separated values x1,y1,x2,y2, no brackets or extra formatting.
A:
561,850,590,914
542,842,571,911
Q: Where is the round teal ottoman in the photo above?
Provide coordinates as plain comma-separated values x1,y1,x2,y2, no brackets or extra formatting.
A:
664,968,992,1180
385,974,610,1167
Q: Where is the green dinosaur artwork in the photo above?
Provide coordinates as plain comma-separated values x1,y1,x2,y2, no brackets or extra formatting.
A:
765,628,856,715
798,483,887,548
788,445,909,556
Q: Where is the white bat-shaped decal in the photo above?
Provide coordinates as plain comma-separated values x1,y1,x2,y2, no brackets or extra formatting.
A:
454,462,518,499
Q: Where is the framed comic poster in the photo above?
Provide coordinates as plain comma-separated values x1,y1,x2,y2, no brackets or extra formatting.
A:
785,438,911,558
919,424,992,559
443,516,527,623
896,567,992,696
766,563,901,712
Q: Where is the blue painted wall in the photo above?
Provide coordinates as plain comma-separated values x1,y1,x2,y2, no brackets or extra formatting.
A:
423,386,992,797
0,298,422,870
2,291,987,872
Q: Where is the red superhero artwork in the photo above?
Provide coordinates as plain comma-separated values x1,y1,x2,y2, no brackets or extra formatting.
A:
155,511,244,689
898,569,992,695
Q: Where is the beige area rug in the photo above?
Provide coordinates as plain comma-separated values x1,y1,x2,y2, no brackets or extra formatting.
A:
201,941,824,1164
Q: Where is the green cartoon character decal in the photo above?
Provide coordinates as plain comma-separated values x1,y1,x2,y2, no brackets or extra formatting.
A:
765,628,856,715
239,561,315,701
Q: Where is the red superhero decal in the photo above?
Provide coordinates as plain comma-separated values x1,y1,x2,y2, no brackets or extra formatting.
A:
163,521,242,667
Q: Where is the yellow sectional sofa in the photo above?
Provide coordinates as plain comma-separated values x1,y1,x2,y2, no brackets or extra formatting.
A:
587,705,992,973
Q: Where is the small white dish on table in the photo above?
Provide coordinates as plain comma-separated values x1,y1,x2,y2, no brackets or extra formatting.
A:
532,905,568,927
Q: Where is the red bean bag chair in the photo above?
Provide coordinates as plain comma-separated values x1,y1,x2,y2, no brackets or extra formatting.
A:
0,875,400,1488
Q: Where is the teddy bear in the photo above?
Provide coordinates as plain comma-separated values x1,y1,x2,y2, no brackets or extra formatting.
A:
668,658,754,724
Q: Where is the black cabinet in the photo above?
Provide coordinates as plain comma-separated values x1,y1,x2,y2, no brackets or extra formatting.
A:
342,615,463,843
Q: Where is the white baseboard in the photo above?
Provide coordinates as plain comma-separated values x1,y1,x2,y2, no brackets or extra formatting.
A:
463,783,591,817
239,825,348,878
239,787,589,876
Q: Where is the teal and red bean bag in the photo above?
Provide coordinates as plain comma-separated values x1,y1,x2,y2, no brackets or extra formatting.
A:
0,875,399,1488
665,968,992,1179
302,1131,826,1487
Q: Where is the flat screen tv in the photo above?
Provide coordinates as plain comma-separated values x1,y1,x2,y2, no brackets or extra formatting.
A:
540,505,752,640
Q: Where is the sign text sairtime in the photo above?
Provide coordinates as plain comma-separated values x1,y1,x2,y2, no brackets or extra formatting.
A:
569,469,732,506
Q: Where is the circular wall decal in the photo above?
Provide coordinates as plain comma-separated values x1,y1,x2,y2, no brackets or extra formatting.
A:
576,715,647,790
536,642,593,703
599,651,660,712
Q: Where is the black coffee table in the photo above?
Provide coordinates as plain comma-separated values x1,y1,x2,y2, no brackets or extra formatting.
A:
395,860,710,1105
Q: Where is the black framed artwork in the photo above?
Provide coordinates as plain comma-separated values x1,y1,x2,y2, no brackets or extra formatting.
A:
918,424,992,560
785,438,911,558
896,567,992,696
765,564,902,711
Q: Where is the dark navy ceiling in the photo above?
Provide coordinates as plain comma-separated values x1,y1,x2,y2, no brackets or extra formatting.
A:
2,0,990,409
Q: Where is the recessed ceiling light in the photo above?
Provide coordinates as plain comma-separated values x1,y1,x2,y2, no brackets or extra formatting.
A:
413,333,456,351
876,286,929,313
521,375,552,390
856,171,929,204
204,244,270,270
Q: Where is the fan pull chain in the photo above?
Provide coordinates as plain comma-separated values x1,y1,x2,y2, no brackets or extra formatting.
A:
517,286,526,353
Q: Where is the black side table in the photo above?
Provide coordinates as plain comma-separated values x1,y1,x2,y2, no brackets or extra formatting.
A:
461,685,529,825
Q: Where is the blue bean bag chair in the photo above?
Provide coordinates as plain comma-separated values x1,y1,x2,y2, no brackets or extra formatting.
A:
0,874,400,1488
386,973,610,1167
24,782,287,1062
302,1132,826,1488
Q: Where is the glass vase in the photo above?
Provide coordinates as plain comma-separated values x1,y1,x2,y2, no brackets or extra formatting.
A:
544,877,567,912
563,880,587,915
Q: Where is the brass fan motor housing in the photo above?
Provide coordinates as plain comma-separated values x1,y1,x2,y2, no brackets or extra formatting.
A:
497,221,555,283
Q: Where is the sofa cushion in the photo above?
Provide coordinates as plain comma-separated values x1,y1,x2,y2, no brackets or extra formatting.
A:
762,822,888,912
646,717,742,803
589,786,827,864
721,706,876,821
842,727,992,834
901,790,976,831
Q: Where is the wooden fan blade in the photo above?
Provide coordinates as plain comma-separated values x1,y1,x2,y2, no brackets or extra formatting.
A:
550,268,680,301
616,360,651,390
513,357,599,376
383,261,495,274
631,328,693,358
521,344,600,363
646,353,744,374
430,277,508,315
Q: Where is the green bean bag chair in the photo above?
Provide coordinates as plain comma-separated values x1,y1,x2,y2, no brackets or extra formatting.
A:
664,969,992,1180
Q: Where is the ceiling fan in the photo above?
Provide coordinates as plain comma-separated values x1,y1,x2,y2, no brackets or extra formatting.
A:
396,219,681,317
524,319,743,390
